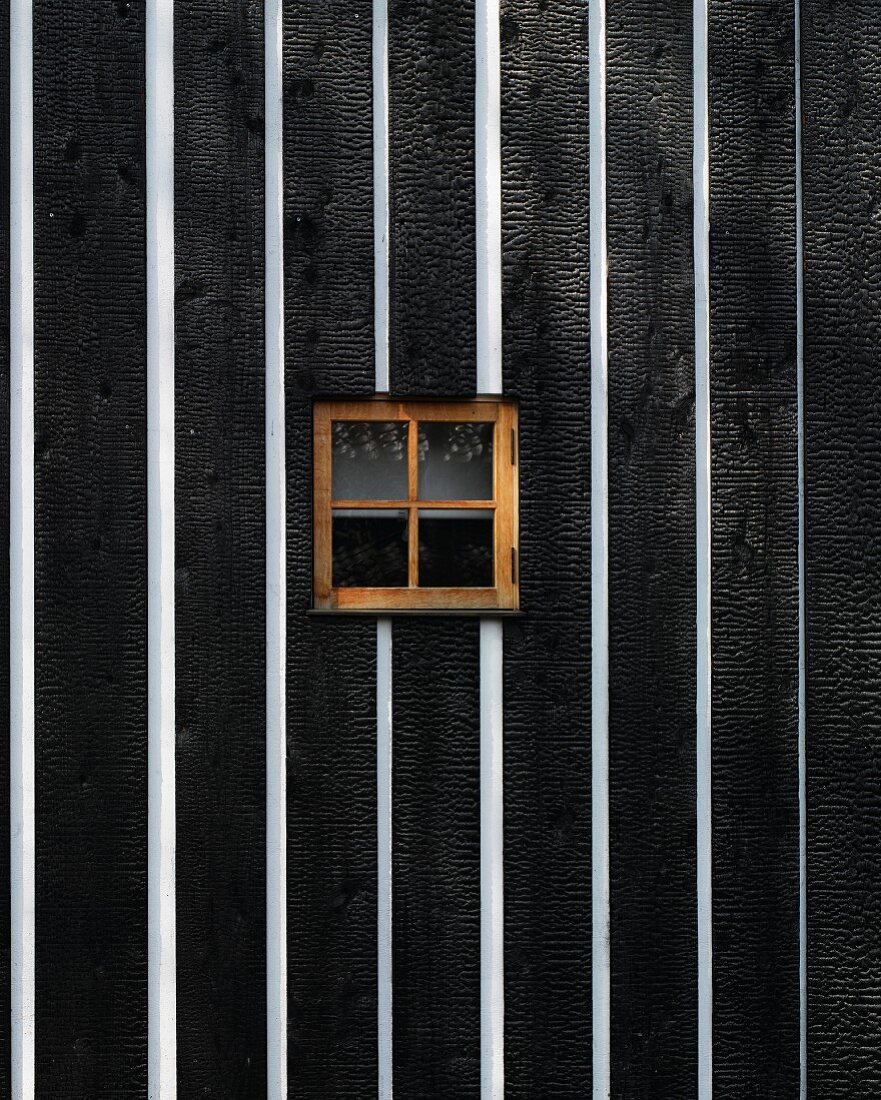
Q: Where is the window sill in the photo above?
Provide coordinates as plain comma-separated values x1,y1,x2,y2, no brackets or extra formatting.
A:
306,608,525,619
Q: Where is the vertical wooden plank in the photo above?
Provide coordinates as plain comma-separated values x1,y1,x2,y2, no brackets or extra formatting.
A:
174,0,266,1092
391,620,481,1094
0,0,10,1089
33,1,148,1093
500,0,591,1092
708,2,800,1093
386,0,481,1089
802,3,881,1093
387,0,476,394
606,2,697,1093
283,0,378,1091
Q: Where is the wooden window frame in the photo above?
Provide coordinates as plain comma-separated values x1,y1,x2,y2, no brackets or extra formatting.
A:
313,398,519,611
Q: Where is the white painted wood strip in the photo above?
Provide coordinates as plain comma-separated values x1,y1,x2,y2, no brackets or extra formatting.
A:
373,0,393,1091
588,1,610,1096
693,0,713,1094
376,619,393,1099
479,620,504,1099
146,0,177,1094
475,0,502,397
265,0,288,1090
373,0,390,396
10,0,35,1095
794,2,806,1094
476,0,504,1093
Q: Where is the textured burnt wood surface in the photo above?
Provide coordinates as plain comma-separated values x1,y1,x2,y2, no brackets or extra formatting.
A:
802,3,881,1093
606,2,697,1094
500,0,591,1093
0,0,9,1090
174,0,266,1092
391,620,481,1095
283,0,379,1092
708,2,800,1094
388,0,476,394
33,1,148,1093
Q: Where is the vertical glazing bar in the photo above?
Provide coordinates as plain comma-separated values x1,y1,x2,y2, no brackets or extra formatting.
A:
376,619,393,1099
10,0,34,1094
146,0,176,1094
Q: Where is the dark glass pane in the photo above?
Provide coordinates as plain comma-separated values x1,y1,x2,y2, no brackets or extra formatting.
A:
333,510,408,587
332,420,408,500
418,510,494,587
418,421,493,500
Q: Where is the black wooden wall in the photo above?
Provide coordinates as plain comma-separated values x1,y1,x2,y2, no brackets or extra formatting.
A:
1,0,881,1096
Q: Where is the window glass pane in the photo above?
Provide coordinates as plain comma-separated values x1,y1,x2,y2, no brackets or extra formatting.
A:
332,421,407,500
418,509,493,587
333,509,408,587
418,421,493,501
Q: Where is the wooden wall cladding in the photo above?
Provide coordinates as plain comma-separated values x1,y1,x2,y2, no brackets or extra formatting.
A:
501,0,592,1093
607,1,698,1093
708,3,801,1094
174,0,266,1092
33,1,148,1093
283,0,379,1093
803,1,881,1093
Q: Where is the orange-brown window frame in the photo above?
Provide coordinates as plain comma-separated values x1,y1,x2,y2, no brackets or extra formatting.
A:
313,398,519,611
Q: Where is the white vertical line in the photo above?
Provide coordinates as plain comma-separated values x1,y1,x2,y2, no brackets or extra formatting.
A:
794,1,806,1094
373,0,393,1091
373,0,390,395
10,0,34,1095
479,620,504,1099
475,0,502,396
265,0,287,1092
693,0,712,1095
376,620,393,1099
476,0,504,1093
146,0,176,1095
588,1,610,1096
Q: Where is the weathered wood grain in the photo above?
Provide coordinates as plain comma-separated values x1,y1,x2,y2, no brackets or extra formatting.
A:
606,2,697,1093
802,2,881,1093
500,0,592,1092
388,0,476,394
174,0,266,1092
33,1,148,1092
283,0,378,1092
391,620,481,1095
708,2,800,1093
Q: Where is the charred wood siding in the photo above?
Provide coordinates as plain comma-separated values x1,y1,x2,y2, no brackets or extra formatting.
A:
4,0,881,1095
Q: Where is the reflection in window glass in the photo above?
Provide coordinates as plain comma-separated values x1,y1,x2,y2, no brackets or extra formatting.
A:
332,509,408,587
332,421,407,500
418,509,494,587
418,421,493,501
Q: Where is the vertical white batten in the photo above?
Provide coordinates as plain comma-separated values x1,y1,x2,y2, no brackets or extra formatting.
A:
376,620,393,1099
373,0,393,1090
265,0,288,1092
479,620,504,1098
146,0,176,1095
475,0,502,395
373,0,391,395
589,0,607,1091
10,0,35,1095
476,0,504,1093
588,0,610,1096
693,0,713,1095
794,1,806,1094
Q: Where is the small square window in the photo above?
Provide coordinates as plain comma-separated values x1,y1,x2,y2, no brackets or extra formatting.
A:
313,398,519,611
